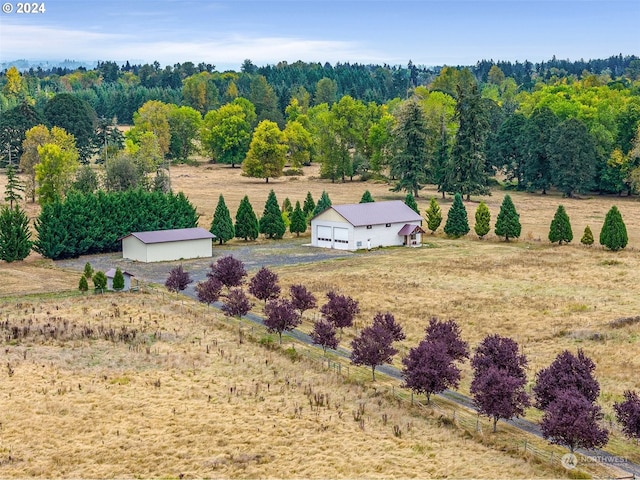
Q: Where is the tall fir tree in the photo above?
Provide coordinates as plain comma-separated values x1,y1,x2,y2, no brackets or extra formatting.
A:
210,194,235,244
260,190,286,239
360,190,374,203
433,113,451,199
4,165,25,208
0,204,33,262
425,197,442,234
303,191,315,217
404,193,419,214
548,205,573,245
494,195,521,241
234,195,259,241
449,83,490,200
599,206,628,251
289,200,307,237
112,267,125,291
443,193,469,238
312,190,332,216
474,201,491,239
390,98,429,197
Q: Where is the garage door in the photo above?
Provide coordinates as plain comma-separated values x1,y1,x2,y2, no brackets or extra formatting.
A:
333,227,349,250
317,225,333,248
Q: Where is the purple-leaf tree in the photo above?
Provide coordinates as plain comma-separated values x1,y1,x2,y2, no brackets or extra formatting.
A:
221,288,252,318
289,284,317,314
165,265,192,294
351,313,404,381
402,340,462,404
209,255,247,290
540,390,609,453
424,317,469,361
195,276,223,306
402,318,469,404
248,266,281,304
614,390,640,441
263,298,301,344
372,312,406,342
320,291,360,330
470,334,530,432
533,349,600,410
311,319,339,354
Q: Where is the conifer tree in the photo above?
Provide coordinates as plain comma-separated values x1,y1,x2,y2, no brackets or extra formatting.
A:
78,275,88,293
360,190,374,203
443,193,469,238
83,262,94,279
290,200,307,236
93,271,107,292
494,194,521,241
312,190,332,216
260,189,286,239
548,205,573,245
599,206,628,251
474,201,491,239
234,195,259,241
112,267,125,291
281,197,293,214
0,204,32,262
425,197,442,234
581,225,594,246
210,194,235,244
404,193,419,214
303,191,315,217
4,165,24,208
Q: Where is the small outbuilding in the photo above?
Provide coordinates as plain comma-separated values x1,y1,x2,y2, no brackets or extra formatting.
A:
105,268,135,291
120,227,215,263
311,200,425,251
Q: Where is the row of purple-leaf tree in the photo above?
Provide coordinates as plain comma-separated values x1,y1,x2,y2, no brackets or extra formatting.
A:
169,261,640,449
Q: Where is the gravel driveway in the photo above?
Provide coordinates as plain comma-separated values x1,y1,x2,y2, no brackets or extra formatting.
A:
55,238,357,293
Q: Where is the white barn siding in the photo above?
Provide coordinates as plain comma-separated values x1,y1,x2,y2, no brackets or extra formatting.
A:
122,236,149,262
353,223,408,249
145,238,212,262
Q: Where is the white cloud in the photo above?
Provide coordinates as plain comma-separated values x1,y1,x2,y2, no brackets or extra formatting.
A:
0,23,386,69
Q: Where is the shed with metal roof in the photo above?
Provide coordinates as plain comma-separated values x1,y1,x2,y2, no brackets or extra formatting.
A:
311,201,423,251
120,227,215,263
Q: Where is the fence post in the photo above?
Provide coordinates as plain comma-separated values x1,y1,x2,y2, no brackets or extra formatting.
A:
524,440,527,453
411,391,414,405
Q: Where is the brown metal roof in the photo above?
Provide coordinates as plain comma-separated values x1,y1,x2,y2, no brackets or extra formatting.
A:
122,227,215,245
105,268,135,278
329,201,422,227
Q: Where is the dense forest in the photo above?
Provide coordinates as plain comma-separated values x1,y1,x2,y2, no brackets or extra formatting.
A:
1,54,639,208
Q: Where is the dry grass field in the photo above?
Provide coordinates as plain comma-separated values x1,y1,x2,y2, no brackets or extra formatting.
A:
1,161,640,477
0,292,563,478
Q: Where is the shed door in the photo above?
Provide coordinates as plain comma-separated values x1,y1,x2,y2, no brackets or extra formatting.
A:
317,225,333,248
333,227,349,250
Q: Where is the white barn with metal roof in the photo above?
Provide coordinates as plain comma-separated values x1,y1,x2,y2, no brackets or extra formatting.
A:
120,228,215,263
311,201,425,251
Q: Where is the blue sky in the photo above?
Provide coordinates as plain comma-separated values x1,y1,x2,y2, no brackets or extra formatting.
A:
1,0,638,70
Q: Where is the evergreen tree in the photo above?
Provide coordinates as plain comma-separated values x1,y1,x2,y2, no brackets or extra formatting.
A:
494,195,521,241
312,190,332,216
443,193,469,238
78,275,89,293
425,197,442,234
290,200,307,236
0,204,33,262
112,267,125,291
360,190,374,203
234,195,259,241
4,165,24,208
433,114,451,199
281,197,293,214
548,205,573,245
404,193,419,214
83,262,94,279
260,190,286,239
210,194,235,244
599,205,628,251
449,83,490,200
581,225,594,246
93,271,108,292
523,107,558,194
474,201,491,239
303,191,315,217
390,98,429,197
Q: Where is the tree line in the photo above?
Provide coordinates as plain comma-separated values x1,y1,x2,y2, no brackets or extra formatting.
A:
167,257,640,453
